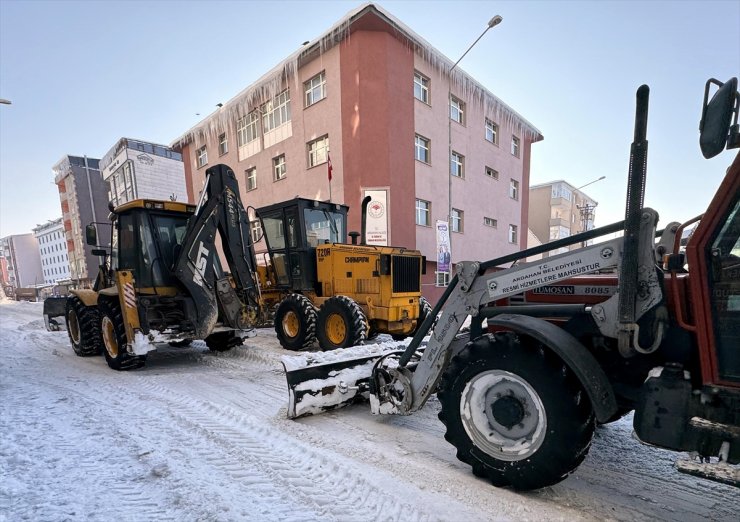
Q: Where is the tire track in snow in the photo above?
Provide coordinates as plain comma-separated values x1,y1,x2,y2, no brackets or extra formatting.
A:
131,377,437,522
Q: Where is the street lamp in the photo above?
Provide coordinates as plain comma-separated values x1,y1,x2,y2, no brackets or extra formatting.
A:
447,15,503,277
0,99,11,105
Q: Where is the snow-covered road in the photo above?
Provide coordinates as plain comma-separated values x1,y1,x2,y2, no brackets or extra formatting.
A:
1,301,737,521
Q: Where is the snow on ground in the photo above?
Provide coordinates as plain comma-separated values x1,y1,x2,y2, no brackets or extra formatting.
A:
1,300,738,521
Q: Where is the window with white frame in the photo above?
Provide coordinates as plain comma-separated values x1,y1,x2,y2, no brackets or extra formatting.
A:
236,111,260,147
485,118,499,144
450,95,465,124
485,166,499,180
511,135,520,157
435,271,450,287
509,179,519,200
307,135,329,168
196,146,207,168
250,219,262,243
246,167,257,191
218,133,228,155
415,199,431,226
273,154,286,181
414,71,430,104
415,134,430,164
484,217,497,228
508,224,518,244
451,208,463,233
304,71,326,107
262,89,291,132
450,151,464,178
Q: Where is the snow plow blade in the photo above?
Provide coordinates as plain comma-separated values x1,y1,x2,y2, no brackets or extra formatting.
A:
282,343,405,419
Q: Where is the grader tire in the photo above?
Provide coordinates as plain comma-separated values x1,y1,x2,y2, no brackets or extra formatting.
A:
316,295,367,350
65,296,102,357
99,299,146,371
415,296,432,334
205,331,243,352
275,294,317,351
437,333,595,490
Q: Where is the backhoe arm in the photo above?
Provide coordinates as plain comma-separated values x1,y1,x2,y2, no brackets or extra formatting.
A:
174,164,260,338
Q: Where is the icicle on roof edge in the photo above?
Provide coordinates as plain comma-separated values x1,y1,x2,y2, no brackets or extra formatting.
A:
171,2,542,150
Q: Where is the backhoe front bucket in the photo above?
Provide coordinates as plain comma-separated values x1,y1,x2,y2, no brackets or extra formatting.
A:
282,343,405,419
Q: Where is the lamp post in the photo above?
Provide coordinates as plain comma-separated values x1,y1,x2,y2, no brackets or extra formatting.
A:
447,15,502,280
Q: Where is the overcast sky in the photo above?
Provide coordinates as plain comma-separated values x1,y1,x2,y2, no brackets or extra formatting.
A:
1,0,738,238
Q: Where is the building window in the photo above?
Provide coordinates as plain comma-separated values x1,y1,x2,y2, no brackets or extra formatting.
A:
218,133,228,155
511,135,520,157
414,71,430,104
196,146,208,168
509,179,519,200
262,89,291,133
307,135,329,168
415,134,430,164
451,208,463,233
450,95,465,124
484,217,497,228
485,166,499,180
435,271,450,287
450,151,464,178
250,219,262,243
273,154,286,181
485,119,499,144
246,167,257,191
509,224,518,244
237,111,260,146
415,199,431,226
304,71,326,107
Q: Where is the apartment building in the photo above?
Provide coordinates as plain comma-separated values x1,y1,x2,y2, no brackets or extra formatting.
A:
528,180,599,255
52,155,111,287
33,218,71,285
99,138,187,207
172,4,542,301
0,233,43,289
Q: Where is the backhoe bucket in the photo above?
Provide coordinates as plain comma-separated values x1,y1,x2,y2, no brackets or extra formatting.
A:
43,297,68,331
282,343,405,419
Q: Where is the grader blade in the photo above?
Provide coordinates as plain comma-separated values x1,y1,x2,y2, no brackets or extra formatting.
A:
282,343,405,419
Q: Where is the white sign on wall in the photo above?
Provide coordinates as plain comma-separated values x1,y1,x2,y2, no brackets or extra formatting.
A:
362,189,389,246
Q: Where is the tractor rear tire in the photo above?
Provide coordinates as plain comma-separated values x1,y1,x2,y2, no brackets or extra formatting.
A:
274,294,317,351
99,299,146,371
205,331,243,352
415,296,432,334
437,333,595,490
316,295,367,350
65,296,103,357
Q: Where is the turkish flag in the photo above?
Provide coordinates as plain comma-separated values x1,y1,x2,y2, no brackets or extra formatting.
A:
327,152,333,182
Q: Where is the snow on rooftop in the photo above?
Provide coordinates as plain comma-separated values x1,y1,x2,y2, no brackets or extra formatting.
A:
171,3,542,150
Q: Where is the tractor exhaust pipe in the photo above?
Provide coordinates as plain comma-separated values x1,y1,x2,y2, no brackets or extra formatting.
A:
361,195,371,246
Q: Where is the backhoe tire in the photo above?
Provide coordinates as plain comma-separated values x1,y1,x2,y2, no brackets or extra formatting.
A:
316,295,366,350
415,296,432,334
437,333,595,490
275,294,317,351
65,296,103,357
205,331,243,352
99,299,146,371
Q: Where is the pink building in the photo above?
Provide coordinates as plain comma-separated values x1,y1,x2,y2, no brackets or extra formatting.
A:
172,4,542,302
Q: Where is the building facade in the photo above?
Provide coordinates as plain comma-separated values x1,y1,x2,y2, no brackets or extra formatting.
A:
33,218,71,285
0,233,43,289
99,138,187,207
53,155,111,287
528,180,599,255
172,4,542,302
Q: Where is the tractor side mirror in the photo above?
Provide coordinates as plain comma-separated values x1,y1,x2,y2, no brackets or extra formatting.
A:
699,77,739,159
85,224,97,246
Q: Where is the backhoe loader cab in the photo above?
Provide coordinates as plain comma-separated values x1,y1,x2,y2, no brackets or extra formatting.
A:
258,198,348,292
